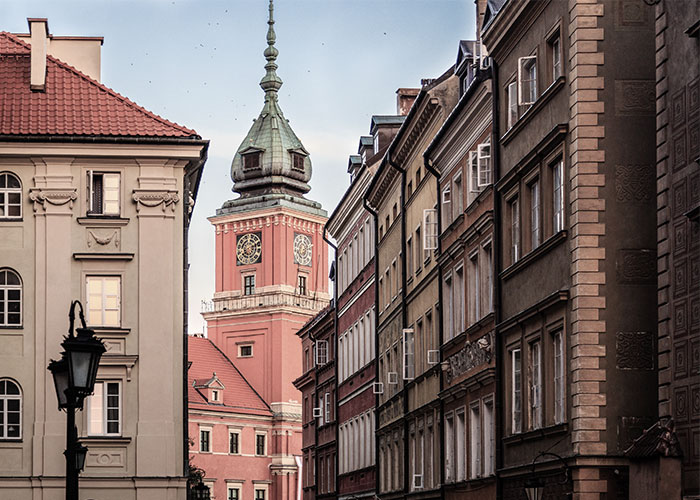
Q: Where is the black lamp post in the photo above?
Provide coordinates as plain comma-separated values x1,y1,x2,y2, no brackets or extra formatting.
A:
48,300,106,500
524,451,570,500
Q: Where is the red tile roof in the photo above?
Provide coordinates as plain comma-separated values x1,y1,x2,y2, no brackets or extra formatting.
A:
188,336,272,416
0,31,199,138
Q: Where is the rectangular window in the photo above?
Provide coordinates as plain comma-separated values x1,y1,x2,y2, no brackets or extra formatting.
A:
507,81,518,129
530,180,541,250
423,209,438,251
453,171,463,219
403,328,415,380
244,152,260,170
407,180,413,198
255,489,266,500
509,197,520,264
86,276,121,327
469,151,480,193
518,56,538,105
511,349,522,433
199,428,210,452
292,152,305,172
482,243,493,314
256,433,266,456
298,275,307,295
553,330,565,424
442,185,452,227
550,32,562,81
477,143,491,187
469,403,481,479
553,159,564,233
88,171,120,216
456,409,466,481
483,398,495,476
407,237,413,278
315,340,328,365
324,392,331,423
229,430,240,454
415,226,422,272
455,264,465,332
244,275,256,296
228,488,240,500
87,381,121,436
468,254,478,325
239,344,253,358
444,413,454,482
443,273,453,341
530,341,543,429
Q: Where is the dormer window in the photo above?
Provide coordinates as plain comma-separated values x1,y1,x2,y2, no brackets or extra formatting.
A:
244,152,261,170
292,153,305,172
212,389,220,402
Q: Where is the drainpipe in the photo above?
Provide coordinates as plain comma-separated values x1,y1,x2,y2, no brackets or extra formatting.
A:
321,222,338,496
362,195,379,498
386,152,409,497
489,61,504,500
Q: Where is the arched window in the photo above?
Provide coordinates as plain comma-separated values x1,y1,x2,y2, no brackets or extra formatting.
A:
0,172,22,219
0,269,22,326
0,379,21,439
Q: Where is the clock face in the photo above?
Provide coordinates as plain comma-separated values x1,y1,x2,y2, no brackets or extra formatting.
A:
236,232,262,266
293,233,312,266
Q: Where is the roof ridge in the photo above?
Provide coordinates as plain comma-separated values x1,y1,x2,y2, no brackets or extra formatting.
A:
0,31,199,138
203,338,272,411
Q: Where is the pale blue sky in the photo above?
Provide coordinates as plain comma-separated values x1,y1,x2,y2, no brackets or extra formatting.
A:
3,0,476,333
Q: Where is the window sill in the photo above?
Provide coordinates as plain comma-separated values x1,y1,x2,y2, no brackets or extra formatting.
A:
502,422,568,445
0,326,23,331
77,217,130,227
501,76,566,147
93,327,130,336
0,438,22,443
73,252,134,261
500,230,567,281
80,436,132,445
0,218,23,223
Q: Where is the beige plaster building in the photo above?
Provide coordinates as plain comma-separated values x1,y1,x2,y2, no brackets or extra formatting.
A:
0,19,208,499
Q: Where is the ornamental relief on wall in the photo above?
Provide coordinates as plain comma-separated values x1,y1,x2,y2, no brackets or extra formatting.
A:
444,331,494,385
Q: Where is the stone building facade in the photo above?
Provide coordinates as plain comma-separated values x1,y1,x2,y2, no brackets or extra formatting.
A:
0,18,208,500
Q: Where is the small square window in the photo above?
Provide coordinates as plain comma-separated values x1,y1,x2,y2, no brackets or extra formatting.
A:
244,152,261,170
244,275,256,296
239,344,253,358
298,275,307,295
292,153,305,172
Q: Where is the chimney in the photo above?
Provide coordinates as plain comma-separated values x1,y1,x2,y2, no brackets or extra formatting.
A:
396,88,420,116
28,18,49,91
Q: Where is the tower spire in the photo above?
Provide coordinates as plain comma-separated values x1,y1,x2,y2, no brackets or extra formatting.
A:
260,0,283,98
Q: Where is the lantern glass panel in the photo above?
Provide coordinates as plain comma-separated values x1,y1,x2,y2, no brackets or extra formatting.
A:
68,350,93,391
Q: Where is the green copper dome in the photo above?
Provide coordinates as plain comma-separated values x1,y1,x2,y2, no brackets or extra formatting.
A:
231,0,312,198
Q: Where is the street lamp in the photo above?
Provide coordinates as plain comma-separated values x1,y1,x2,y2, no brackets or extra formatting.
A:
48,300,106,500
191,482,211,500
524,451,570,500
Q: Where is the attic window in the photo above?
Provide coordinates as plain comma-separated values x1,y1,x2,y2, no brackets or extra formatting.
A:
212,390,220,402
292,153,305,172
244,152,261,170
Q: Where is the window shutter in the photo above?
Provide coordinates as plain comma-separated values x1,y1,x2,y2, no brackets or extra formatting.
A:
423,209,438,250
477,143,491,187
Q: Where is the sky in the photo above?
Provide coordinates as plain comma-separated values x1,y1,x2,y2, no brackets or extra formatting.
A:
3,0,476,334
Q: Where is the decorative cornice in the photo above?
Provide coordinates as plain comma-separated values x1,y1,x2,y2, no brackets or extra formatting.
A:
28,187,77,212
132,189,180,212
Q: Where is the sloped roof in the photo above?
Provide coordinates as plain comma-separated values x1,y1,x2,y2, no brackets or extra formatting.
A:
188,336,272,416
0,31,199,138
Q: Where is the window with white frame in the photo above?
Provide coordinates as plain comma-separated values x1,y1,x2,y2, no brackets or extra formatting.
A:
529,340,543,429
511,348,522,433
483,397,495,476
477,142,491,187
0,268,22,327
507,80,518,129
415,226,422,272
456,409,466,481
324,392,331,423
549,31,562,81
509,196,520,264
0,172,22,219
87,171,120,216
244,274,256,296
469,151,480,194
469,403,481,479
442,185,452,227
86,276,121,327
228,486,241,500
423,209,438,251
552,159,564,233
229,429,240,454
87,381,121,436
553,329,565,424
403,328,415,380
455,264,465,333
530,179,541,250
453,171,463,219
255,432,266,455
315,340,328,366
407,236,413,278
444,412,454,482
255,488,266,500
0,379,21,440
239,344,253,358
518,56,538,106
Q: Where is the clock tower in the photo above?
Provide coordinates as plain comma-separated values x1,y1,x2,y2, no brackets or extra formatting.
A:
201,0,329,490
